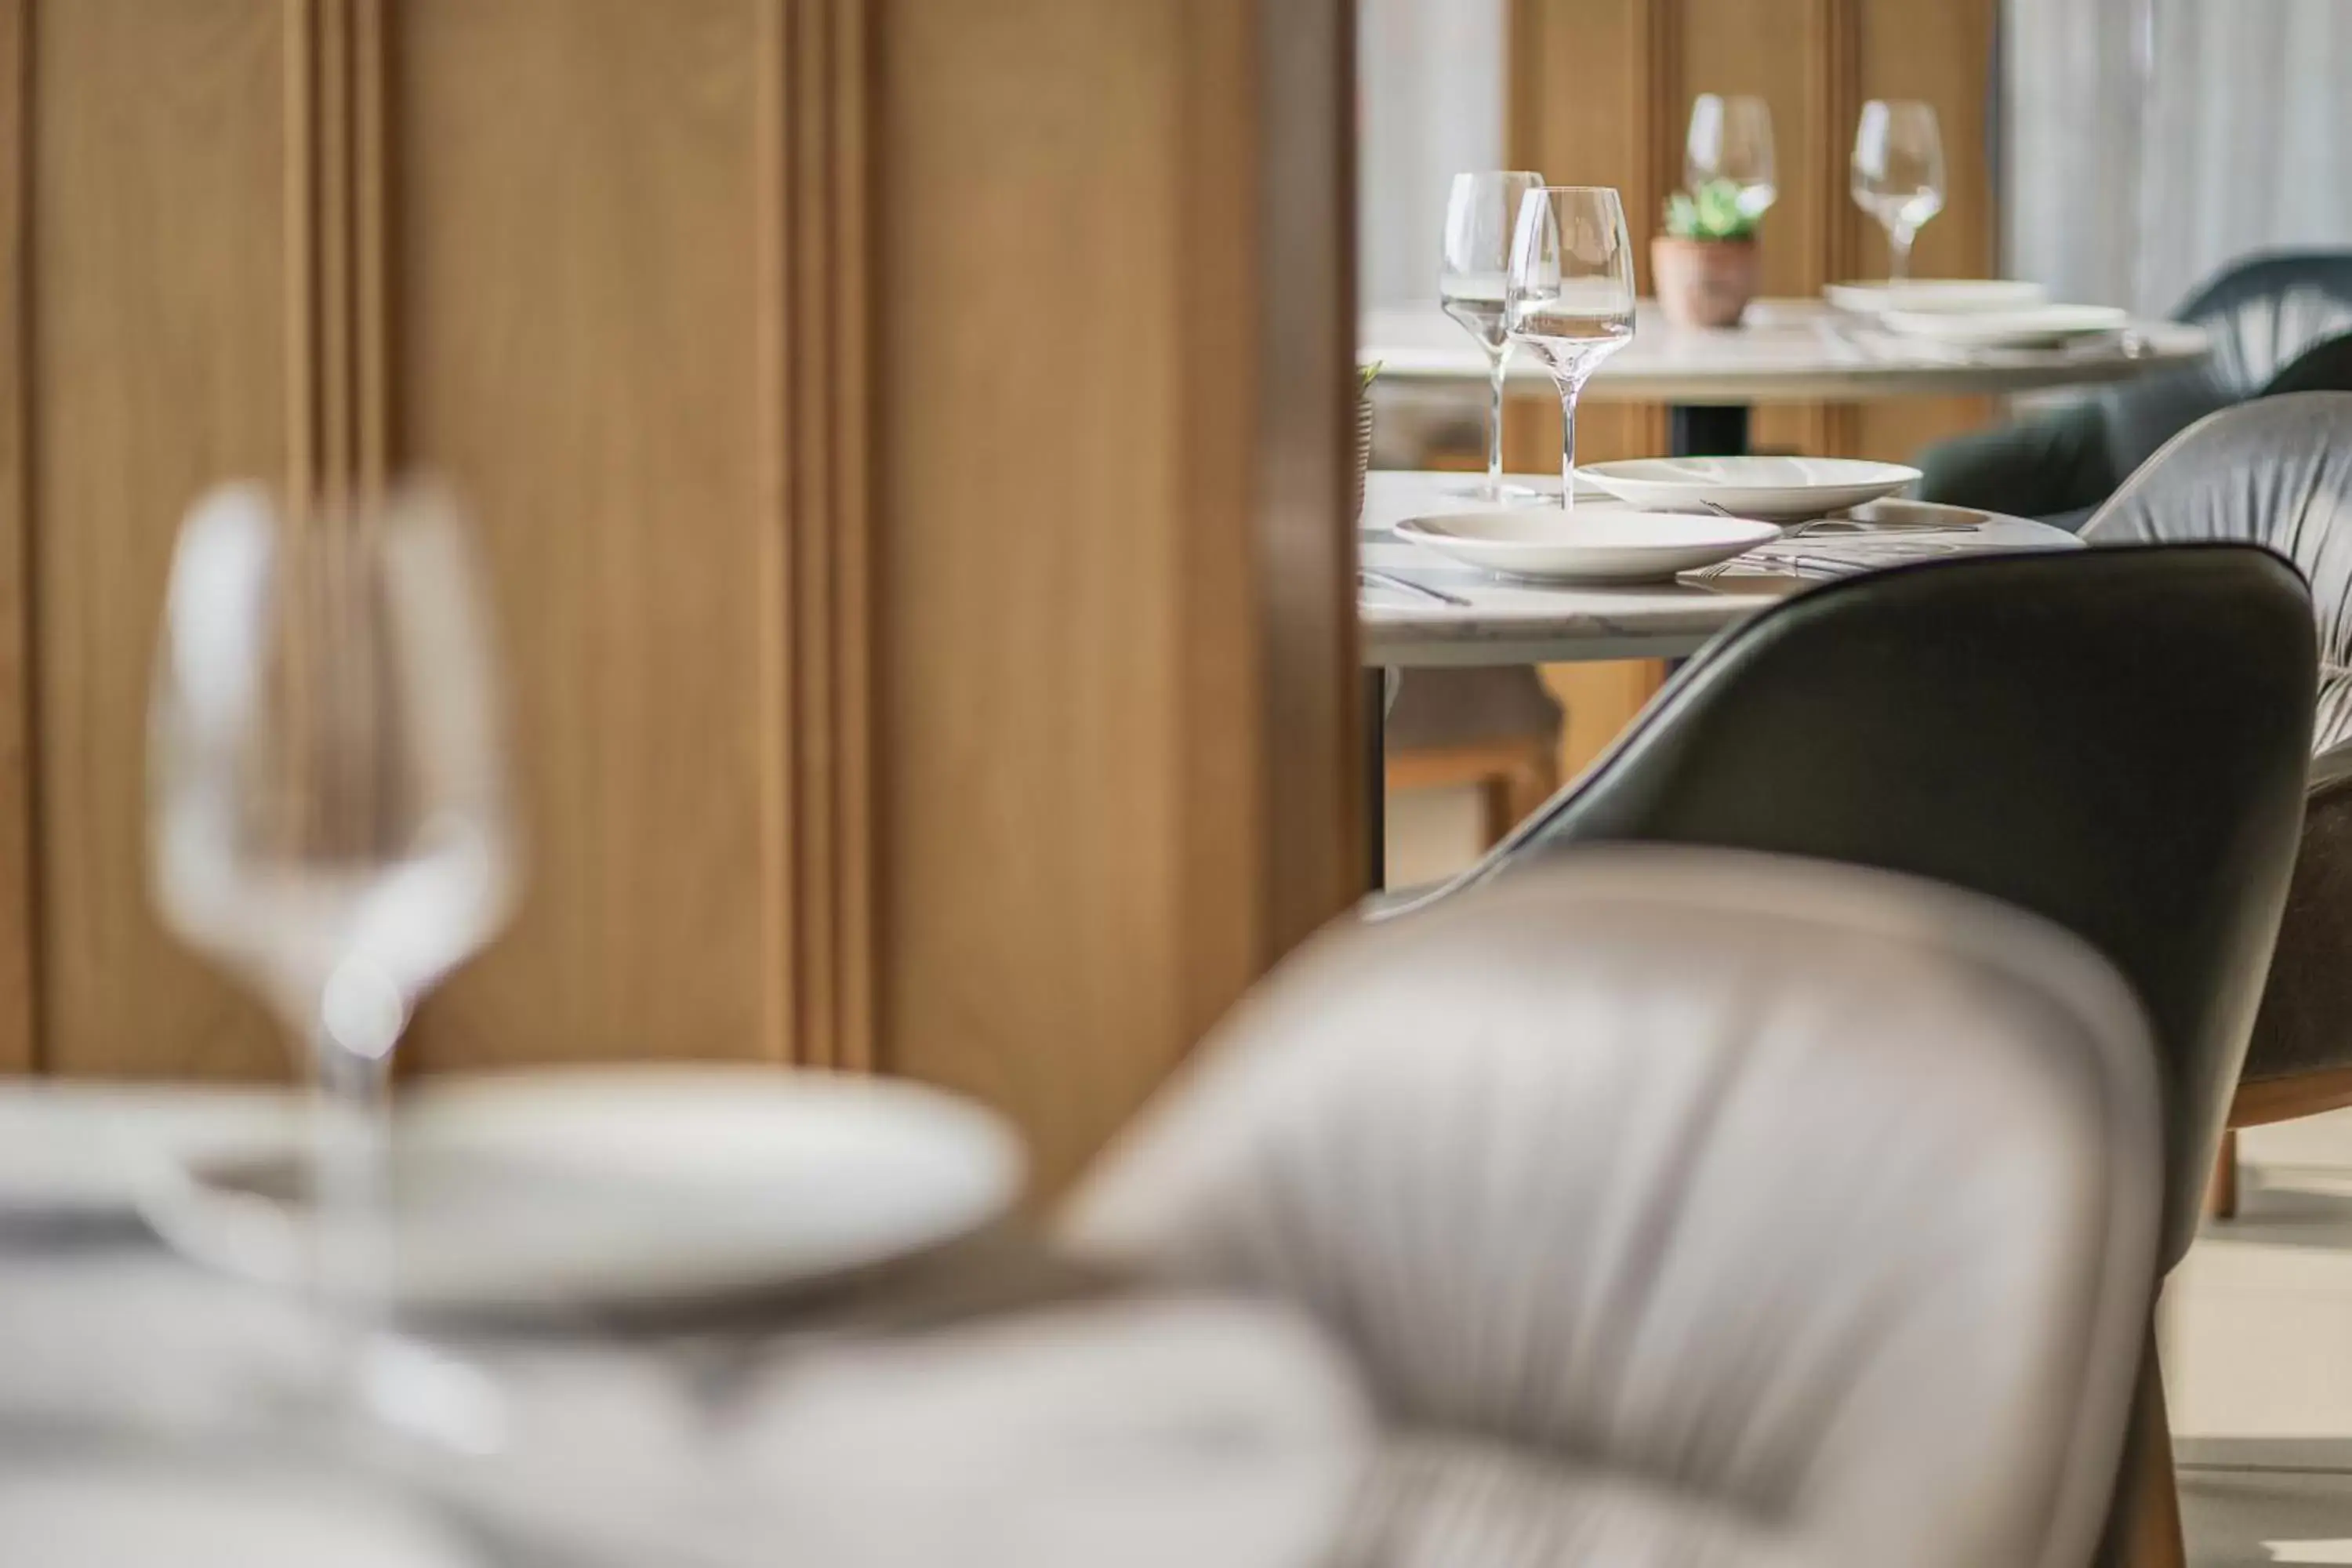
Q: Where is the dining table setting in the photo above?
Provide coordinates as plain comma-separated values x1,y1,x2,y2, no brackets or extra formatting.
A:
1352,94,2216,883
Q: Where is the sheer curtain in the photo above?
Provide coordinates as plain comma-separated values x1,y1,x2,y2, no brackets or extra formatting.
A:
2005,0,2352,314
1357,0,1505,310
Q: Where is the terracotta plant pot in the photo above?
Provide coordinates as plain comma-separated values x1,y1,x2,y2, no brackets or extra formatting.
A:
1651,235,1759,328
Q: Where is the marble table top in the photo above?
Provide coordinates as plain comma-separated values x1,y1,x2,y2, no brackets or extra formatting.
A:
1361,299,2210,405
1360,470,2081,669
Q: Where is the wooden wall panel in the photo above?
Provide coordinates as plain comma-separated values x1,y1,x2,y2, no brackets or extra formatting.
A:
0,0,31,1073
32,0,289,1076
391,0,794,1070
872,0,1357,1190
1850,0,1998,462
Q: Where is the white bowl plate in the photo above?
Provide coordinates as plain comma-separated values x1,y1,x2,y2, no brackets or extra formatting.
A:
138,1065,1026,1314
1823,279,2049,315
0,1083,301,1215
1395,506,1781,585
1576,456,1921,521
1878,303,2130,348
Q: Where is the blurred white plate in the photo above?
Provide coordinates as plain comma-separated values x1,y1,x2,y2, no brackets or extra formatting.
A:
0,1465,481,1568
1396,507,1780,585
140,1065,1025,1313
1577,456,1920,521
0,1083,300,1215
1824,279,2048,315
1878,303,2130,347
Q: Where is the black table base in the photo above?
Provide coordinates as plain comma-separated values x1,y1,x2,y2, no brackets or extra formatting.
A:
1668,404,1751,459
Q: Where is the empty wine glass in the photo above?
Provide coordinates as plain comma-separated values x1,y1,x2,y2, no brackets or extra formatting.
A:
1685,94,1777,220
1851,100,1945,284
149,483,517,1340
1505,187,1636,513
1440,170,1547,503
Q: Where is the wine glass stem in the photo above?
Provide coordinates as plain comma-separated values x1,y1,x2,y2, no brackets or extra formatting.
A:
1556,379,1582,514
1889,225,1915,284
1485,347,1508,492
312,1029,395,1377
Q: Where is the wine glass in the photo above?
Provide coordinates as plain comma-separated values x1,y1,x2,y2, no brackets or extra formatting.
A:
1505,187,1636,513
1440,170,1547,503
1851,100,1946,285
1685,94,1777,221
149,482,517,1340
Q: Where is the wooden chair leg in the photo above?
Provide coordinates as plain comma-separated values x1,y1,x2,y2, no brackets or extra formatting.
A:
2096,1325,2185,1568
2205,1128,2238,1221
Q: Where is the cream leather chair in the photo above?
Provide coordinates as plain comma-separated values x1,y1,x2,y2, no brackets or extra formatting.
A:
1069,850,2163,1568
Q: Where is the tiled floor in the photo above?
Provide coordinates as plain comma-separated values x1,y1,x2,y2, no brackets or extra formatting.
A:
1388,785,2352,1566
2176,1116,2352,1566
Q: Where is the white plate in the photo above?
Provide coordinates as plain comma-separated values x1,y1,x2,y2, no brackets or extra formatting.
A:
1576,456,1921,521
1395,507,1780,585
0,1465,481,1568
138,1065,1025,1313
0,1083,301,1214
1823,279,2049,315
1878,303,2130,347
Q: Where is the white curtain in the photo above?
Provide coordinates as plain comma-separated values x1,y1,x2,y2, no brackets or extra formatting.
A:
1356,0,1505,310
2004,0,2352,314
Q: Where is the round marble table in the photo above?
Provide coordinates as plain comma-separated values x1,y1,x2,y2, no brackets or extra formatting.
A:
1360,297,2210,456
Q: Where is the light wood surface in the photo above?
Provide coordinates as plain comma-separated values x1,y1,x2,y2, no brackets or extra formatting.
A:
31,0,290,1076
872,0,1358,1190
0,0,31,1074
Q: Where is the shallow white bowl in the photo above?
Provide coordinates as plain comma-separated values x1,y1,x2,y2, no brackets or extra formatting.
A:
139,1065,1025,1314
1824,279,2049,315
1576,456,1921,521
1878,303,2130,347
1395,506,1780,585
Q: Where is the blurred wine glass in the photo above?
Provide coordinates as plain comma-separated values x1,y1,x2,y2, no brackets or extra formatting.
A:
1505,187,1636,513
148,483,516,1316
1439,170,1547,503
1685,94,1777,222
1850,100,1946,285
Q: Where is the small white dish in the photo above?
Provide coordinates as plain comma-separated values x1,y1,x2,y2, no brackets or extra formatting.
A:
1577,456,1921,521
1824,279,2049,316
0,1465,482,1568
1395,506,1780,585
1878,303,2130,348
138,1065,1025,1314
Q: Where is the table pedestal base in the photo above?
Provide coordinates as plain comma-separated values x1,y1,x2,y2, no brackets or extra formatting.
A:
1669,404,1751,458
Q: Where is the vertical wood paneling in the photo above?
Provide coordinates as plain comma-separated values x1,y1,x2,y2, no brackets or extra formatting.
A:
392,0,790,1070
873,0,1356,1191
1850,0,1998,462
0,0,30,1072
33,0,290,1076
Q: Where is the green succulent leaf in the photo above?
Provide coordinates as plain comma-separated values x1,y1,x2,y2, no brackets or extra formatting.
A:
1359,360,1382,393
1664,178,1759,241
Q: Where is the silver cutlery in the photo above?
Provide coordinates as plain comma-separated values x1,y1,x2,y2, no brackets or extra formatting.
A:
1360,568,1472,608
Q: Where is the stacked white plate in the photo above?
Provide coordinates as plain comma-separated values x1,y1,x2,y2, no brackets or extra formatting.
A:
1395,505,1779,585
1878,303,2129,349
1823,279,2047,316
1577,456,1921,522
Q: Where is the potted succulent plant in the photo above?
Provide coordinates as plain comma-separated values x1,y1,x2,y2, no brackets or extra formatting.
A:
1653,179,1761,328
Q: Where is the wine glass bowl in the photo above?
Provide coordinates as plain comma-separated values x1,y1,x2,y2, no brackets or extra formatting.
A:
1505,186,1637,512
1850,100,1946,284
1439,170,1547,503
1686,94,1777,221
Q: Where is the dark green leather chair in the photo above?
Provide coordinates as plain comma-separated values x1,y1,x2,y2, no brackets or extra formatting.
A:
2082,393,2352,1209
1396,544,2317,1565
1915,251,2352,529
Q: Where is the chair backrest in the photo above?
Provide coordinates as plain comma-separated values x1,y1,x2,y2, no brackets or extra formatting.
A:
1454,547,2313,1264
2086,392,2352,753
1068,851,2162,1568
2100,250,2352,477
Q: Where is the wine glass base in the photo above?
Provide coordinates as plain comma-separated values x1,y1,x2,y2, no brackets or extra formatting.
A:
1440,480,1552,505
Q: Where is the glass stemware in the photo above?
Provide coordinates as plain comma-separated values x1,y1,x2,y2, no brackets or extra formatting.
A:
1685,94,1777,221
1850,100,1946,284
1439,170,1547,503
149,483,517,1351
1505,187,1636,513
